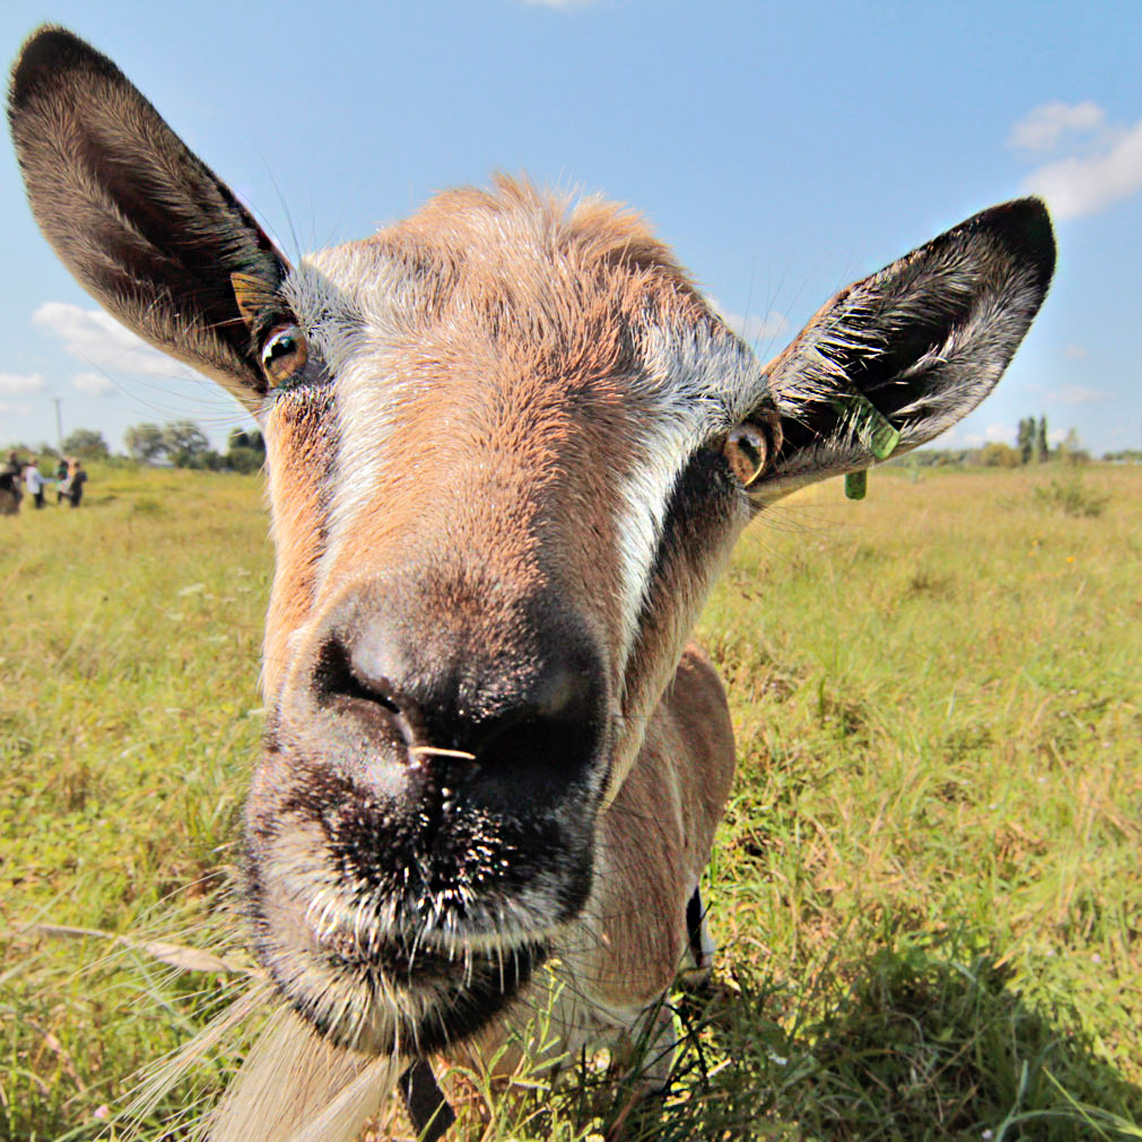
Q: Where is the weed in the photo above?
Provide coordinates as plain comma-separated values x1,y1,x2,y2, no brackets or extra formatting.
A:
1033,474,1110,518
130,497,166,517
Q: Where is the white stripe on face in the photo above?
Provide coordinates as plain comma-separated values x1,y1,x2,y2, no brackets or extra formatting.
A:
613,322,765,675
283,247,427,598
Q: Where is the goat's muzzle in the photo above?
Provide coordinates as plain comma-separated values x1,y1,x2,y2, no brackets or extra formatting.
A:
242,577,611,1053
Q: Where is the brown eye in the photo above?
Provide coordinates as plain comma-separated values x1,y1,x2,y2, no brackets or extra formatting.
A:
726,424,771,486
260,323,308,386
722,422,773,486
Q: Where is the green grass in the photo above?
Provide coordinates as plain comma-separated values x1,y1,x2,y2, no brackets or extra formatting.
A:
2,461,1140,1140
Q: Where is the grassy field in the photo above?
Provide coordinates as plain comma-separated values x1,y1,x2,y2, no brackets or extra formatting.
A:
2,461,1140,1140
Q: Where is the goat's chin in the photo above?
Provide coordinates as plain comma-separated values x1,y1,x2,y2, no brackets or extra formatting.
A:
253,901,548,1055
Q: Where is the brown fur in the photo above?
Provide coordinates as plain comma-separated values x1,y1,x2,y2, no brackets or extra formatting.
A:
262,390,339,696
581,645,736,1005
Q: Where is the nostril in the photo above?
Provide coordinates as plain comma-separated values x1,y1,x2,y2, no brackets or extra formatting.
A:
473,705,598,805
532,656,593,725
471,663,600,802
313,637,401,715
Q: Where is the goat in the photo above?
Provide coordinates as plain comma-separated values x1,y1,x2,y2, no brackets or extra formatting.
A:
9,25,1055,1141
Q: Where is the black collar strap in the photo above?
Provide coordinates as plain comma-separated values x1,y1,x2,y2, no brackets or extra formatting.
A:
399,1059,456,1141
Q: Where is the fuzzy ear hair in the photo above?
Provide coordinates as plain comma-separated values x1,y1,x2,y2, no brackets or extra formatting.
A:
9,26,290,409
755,198,1055,497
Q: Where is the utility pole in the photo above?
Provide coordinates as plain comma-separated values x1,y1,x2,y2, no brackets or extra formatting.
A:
54,397,63,454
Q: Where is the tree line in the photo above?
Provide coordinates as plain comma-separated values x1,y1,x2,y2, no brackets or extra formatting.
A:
4,423,266,473
902,416,1112,468
14,414,1135,474
123,422,266,472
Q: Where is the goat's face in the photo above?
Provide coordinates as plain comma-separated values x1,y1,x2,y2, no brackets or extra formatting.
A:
11,26,1055,1064
245,187,767,1052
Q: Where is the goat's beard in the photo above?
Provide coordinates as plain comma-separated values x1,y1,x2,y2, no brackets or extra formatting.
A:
242,763,597,1055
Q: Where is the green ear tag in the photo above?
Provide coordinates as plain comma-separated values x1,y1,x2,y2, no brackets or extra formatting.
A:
831,393,901,501
831,392,901,460
845,470,868,500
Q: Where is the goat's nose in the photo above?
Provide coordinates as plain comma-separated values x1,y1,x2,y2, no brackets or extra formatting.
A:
308,617,605,810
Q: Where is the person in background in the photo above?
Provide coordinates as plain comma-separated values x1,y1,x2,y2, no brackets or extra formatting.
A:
25,457,44,510
55,456,70,504
56,454,71,504
68,460,87,508
0,451,22,515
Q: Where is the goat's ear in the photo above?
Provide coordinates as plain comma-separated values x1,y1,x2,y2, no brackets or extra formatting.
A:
9,26,289,410
753,198,1055,498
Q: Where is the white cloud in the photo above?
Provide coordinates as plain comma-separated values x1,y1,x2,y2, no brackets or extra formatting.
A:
1014,104,1142,219
32,302,180,378
0,372,47,395
961,424,1014,447
0,400,32,416
1052,384,1110,405
1009,101,1105,152
72,371,117,397
1064,343,1089,360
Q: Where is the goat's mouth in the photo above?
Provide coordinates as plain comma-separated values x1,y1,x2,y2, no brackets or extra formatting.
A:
243,771,594,1054
262,891,548,1055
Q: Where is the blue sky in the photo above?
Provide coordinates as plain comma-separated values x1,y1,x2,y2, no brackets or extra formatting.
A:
2,0,1140,456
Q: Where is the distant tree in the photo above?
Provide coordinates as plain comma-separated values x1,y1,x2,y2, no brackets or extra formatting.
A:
1061,427,1089,466
161,420,210,467
124,422,165,464
220,424,262,472
1016,418,1036,465
227,427,265,454
188,449,226,471
225,427,266,474
230,444,263,471
226,446,265,474
978,442,1020,468
1036,416,1049,462
61,428,109,459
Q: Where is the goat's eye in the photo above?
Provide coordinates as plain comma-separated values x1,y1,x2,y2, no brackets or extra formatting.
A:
261,324,308,386
722,422,773,487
